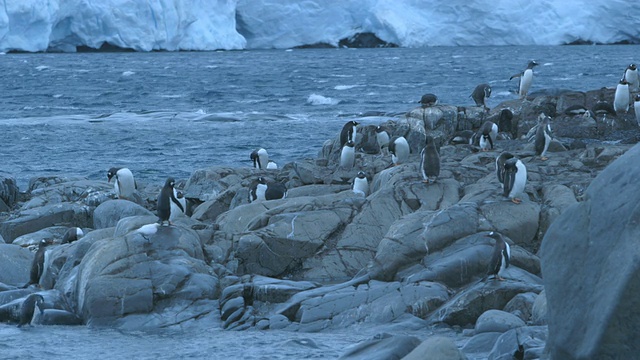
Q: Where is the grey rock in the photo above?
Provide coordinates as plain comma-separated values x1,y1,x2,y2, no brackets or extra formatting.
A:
0,202,92,243
475,309,526,334
12,226,71,247
26,179,113,208
35,308,82,325
0,173,19,210
487,326,548,360
461,332,502,358
0,244,34,286
531,290,547,325
92,200,153,229
503,292,537,322
339,333,422,360
402,336,467,360
540,143,640,359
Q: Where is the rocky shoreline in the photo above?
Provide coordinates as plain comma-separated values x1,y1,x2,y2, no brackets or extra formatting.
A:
0,87,638,359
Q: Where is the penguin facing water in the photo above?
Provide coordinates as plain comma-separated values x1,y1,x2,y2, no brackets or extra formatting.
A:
18,294,45,327
510,61,538,98
340,121,358,148
613,79,630,115
23,238,53,288
107,167,137,200
352,171,369,196
471,83,491,109
503,157,527,204
484,232,511,281
535,116,553,161
495,152,515,189
420,135,440,183
478,121,498,151
623,63,639,92
340,140,356,169
388,136,410,165
251,148,269,170
157,177,184,226
375,125,390,155
419,94,438,107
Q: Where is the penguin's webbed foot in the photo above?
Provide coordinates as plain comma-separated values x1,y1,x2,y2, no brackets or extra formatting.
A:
511,198,522,204
541,156,548,161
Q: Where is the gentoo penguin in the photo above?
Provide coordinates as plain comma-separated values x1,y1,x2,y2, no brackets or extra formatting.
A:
352,171,369,196
634,94,640,126
535,116,553,161
623,64,639,92
495,152,515,189
419,93,438,108
61,227,83,244
510,61,538,98
23,238,53,288
613,79,630,115
497,109,513,138
250,148,269,170
450,130,476,145
17,294,45,327
249,177,287,202
420,135,440,183
471,83,491,109
388,136,410,165
157,177,184,226
340,121,359,148
478,121,498,151
484,232,511,281
266,160,278,170
340,140,356,169
169,188,187,221
375,125,390,155
503,157,527,204
107,167,136,200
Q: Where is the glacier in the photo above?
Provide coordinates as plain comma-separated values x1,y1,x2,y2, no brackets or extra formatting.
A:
0,0,639,52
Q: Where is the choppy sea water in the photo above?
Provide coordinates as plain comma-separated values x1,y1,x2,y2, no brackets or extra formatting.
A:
1,45,637,190
0,45,639,358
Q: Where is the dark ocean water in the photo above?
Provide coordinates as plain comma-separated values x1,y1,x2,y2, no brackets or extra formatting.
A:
0,46,638,358
1,45,636,190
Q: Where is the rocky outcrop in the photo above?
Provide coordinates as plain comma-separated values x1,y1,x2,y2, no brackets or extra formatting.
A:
540,143,640,359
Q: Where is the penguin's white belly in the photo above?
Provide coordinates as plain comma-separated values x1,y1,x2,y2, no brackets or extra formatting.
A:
509,162,527,199
479,136,490,150
353,177,369,196
255,184,267,201
376,132,389,150
340,146,355,168
614,84,630,113
169,192,186,221
392,138,410,164
498,242,511,277
116,169,136,199
519,69,533,96
626,69,639,91
542,132,551,157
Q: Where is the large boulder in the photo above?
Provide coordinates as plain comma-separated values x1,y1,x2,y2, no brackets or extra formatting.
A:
540,143,640,359
0,244,33,287
0,172,19,210
93,200,154,229
0,202,92,243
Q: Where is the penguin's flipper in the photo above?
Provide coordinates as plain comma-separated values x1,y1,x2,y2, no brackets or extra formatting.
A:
509,72,523,80
169,193,185,213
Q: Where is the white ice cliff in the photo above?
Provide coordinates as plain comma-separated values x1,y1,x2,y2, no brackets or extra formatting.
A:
0,0,638,52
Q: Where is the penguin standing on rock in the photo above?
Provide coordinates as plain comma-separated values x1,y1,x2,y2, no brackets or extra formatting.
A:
375,125,390,155
484,232,511,281
419,94,438,107
503,157,527,204
340,140,356,169
157,177,184,226
340,121,358,148
23,238,53,288
388,136,410,166
17,294,45,327
510,61,538,99
613,79,630,115
497,109,513,138
623,64,639,92
535,116,553,161
478,121,498,151
352,171,369,196
495,152,514,189
107,167,137,200
61,227,83,244
471,83,491,109
249,177,287,202
170,188,187,221
420,135,440,183
251,148,269,170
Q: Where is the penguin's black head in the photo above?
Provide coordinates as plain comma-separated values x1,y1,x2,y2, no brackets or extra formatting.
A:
351,121,359,127
488,231,503,241
107,167,120,182
356,171,366,179
345,140,355,147
39,238,53,248
250,150,258,161
620,78,629,85
629,64,637,70
528,60,539,68
164,177,176,188
419,93,438,107
257,176,268,185
425,135,435,145
635,94,640,102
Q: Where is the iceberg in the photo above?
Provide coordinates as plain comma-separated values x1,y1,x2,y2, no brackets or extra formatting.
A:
0,0,638,52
